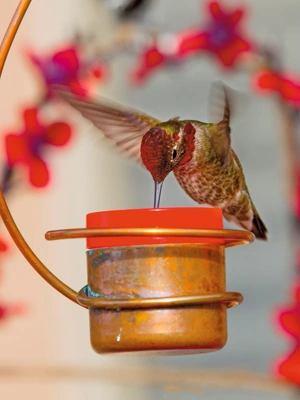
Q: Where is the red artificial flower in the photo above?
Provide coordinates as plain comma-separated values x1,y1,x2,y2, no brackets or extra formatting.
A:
178,1,252,67
131,45,168,84
130,30,183,84
275,283,300,385
277,347,300,385
29,45,107,98
131,1,252,82
4,108,72,187
254,70,300,105
0,236,8,253
0,302,27,323
277,284,300,342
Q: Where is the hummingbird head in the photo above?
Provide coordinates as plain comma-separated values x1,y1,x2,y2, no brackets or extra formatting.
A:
141,125,180,183
140,122,196,183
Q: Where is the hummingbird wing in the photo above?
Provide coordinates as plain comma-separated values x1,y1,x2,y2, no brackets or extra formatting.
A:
52,85,161,164
207,81,231,165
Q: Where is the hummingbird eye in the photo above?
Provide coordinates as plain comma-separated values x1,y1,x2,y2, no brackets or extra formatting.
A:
172,148,177,160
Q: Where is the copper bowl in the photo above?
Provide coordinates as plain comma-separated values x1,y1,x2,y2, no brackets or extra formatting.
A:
79,243,243,355
65,208,252,355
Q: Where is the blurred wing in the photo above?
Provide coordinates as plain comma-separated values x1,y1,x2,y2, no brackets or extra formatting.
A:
207,81,231,165
52,85,161,164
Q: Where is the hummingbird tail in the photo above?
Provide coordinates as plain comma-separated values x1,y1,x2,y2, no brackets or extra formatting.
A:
251,214,268,241
223,207,268,241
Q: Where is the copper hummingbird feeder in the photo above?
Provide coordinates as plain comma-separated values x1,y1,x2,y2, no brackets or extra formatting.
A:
0,194,253,355
0,0,254,356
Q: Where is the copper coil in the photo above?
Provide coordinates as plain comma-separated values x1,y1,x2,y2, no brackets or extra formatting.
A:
45,227,254,248
76,287,243,309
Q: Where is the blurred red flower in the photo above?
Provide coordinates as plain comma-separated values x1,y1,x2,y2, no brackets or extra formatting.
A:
254,70,300,105
4,108,72,187
131,45,164,83
178,1,252,67
29,45,107,98
276,283,300,385
0,237,8,253
278,285,300,342
0,302,27,323
278,348,300,385
131,44,178,84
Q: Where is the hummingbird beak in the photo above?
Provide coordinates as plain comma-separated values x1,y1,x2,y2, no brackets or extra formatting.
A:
154,181,163,208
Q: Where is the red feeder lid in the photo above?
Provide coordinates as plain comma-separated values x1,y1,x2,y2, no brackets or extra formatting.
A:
86,207,223,249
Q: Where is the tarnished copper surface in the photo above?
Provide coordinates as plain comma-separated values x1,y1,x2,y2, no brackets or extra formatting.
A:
86,244,236,355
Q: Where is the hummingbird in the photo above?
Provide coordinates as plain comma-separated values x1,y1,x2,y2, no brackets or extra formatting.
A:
53,83,267,240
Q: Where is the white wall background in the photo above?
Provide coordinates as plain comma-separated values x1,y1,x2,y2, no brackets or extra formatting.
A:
0,0,298,399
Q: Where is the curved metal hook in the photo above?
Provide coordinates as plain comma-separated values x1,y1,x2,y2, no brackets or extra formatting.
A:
0,0,32,76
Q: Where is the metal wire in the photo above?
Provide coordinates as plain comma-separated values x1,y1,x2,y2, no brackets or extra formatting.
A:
0,0,32,77
76,288,243,309
45,227,255,248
